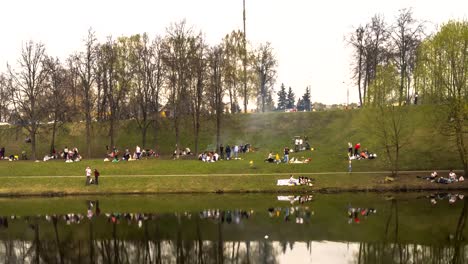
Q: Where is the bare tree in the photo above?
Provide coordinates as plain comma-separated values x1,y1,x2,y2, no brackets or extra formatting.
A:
131,33,156,148
189,34,207,155
363,15,390,105
207,45,225,153
162,20,197,151
251,42,277,112
8,41,49,160
43,56,69,155
74,28,97,158
390,8,424,105
0,74,11,122
367,64,413,176
108,36,133,148
223,30,244,113
348,26,365,106
149,36,165,147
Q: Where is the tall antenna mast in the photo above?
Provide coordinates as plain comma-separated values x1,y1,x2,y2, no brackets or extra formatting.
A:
242,0,248,113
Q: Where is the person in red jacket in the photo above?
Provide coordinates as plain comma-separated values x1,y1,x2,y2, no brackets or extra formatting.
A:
354,143,361,156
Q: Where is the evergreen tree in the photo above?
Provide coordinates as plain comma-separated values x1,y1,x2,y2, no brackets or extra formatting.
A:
286,87,295,109
296,98,304,111
302,87,311,111
276,83,287,110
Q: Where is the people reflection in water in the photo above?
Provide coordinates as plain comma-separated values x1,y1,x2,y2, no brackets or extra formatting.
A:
0,216,8,229
268,205,313,224
427,193,465,205
199,209,252,225
347,206,377,224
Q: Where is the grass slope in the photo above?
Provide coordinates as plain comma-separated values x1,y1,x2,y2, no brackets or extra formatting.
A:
0,105,463,172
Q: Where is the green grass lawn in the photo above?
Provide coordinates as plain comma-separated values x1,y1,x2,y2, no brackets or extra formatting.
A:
0,106,462,171
0,168,467,195
0,106,464,195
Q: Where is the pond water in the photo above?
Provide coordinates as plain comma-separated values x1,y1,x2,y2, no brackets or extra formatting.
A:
0,192,467,264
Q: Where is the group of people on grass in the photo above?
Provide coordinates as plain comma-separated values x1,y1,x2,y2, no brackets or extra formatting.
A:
276,175,314,186
105,145,159,162
198,151,220,162
196,143,252,162
264,148,312,164
348,142,377,160
173,147,192,159
41,146,82,162
418,170,464,184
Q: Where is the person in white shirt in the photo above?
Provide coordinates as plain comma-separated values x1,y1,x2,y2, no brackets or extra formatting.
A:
449,170,457,181
136,145,141,159
85,166,92,185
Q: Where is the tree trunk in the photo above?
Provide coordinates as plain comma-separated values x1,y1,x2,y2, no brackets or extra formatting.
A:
153,118,158,147
216,110,221,153
455,117,468,176
109,117,115,149
357,48,363,107
86,117,91,159
50,120,57,155
399,60,406,106
195,119,200,156
142,124,147,148
174,115,180,153
31,130,37,161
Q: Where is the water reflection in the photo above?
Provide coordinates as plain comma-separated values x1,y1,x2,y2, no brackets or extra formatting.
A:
0,193,467,263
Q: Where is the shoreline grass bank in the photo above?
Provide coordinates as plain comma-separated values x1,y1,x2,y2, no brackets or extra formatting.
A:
1,171,467,197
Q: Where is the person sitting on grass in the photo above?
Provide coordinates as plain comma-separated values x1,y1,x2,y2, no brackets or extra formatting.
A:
265,152,275,163
275,153,281,164
122,149,131,161
288,175,298,186
449,170,457,181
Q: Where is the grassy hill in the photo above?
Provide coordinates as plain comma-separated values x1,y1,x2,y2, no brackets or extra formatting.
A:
0,105,463,172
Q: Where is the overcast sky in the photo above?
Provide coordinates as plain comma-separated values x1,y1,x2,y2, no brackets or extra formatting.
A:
0,0,466,104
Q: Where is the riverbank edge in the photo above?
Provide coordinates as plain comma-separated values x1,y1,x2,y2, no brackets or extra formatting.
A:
1,185,467,198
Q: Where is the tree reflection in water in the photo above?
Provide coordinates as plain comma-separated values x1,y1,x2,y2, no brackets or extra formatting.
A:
0,194,468,263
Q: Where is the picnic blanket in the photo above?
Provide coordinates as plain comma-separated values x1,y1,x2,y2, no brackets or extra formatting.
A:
277,179,299,186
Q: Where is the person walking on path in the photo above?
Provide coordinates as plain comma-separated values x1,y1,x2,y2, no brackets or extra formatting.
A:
94,169,100,185
85,166,92,186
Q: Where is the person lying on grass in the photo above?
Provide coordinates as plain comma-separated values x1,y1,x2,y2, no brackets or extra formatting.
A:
417,171,438,181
